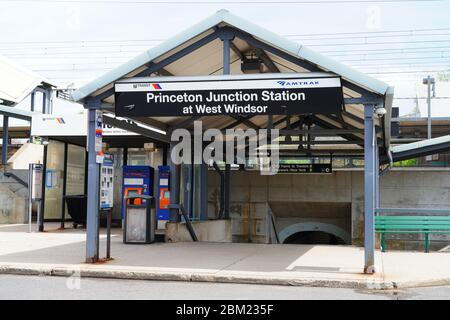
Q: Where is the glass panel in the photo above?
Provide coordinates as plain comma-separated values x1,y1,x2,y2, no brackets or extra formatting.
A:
65,144,86,218
127,148,149,166
107,148,124,220
66,145,85,195
44,140,65,219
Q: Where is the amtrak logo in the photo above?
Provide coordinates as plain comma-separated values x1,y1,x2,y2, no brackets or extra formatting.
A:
277,80,320,87
123,104,135,111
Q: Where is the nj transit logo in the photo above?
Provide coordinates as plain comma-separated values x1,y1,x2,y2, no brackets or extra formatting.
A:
42,117,65,124
132,83,162,89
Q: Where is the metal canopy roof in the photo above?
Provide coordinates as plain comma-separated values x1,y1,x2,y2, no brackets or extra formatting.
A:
392,134,450,162
71,9,394,154
0,104,40,121
0,55,54,106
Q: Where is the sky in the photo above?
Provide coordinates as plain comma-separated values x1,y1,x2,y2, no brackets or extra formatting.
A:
1,0,450,122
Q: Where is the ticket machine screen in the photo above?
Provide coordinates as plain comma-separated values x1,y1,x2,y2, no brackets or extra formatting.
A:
156,166,170,220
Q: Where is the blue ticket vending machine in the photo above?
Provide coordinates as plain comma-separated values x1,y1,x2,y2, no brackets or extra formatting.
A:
156,165,170,220
121,166,154,219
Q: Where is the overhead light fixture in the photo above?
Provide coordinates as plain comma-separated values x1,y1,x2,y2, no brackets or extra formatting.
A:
241,57,262,74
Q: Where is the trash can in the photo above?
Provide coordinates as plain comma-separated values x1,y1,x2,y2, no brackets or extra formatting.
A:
123,195,155,244
64,195,87,228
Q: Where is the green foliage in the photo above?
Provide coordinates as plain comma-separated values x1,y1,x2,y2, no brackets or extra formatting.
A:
393,158,418,167
437,72,450,82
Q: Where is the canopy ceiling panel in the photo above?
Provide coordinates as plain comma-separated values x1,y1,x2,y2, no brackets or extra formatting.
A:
163,38,226,76
267,53,310,73
153,30,216,65
71,9,393,150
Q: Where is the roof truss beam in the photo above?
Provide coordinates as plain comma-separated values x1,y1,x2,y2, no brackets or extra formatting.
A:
230,27,322,72
253,48,280,73
103,115,169,144
229,115,260,130
93,30,221,102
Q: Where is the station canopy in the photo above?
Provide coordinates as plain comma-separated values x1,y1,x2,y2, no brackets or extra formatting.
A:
72,9,394,156
0,55,53,106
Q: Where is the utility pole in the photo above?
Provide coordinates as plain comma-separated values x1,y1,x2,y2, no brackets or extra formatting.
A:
423,76,435,140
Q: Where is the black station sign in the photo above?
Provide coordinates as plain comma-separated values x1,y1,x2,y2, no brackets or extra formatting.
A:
277,163,332,174
114,75,343,117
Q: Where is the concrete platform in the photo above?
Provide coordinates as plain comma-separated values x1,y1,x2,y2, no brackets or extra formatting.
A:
0,223,449,289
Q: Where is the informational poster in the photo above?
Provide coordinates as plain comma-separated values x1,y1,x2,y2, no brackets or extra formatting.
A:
31,164,43,200
45,170,59,188
95,110,103,152
100,154,114,210
277,163,332,174
114,74,343,117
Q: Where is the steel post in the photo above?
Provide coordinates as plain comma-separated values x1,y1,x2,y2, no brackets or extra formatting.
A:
427,76,432,140
223,38,231,75
106,209,111,259
30,90,35,112
60,142,68,229
222,36,231,219
86,106,100,263
364,104,376,274
42,91,47,114
28,163,33,233
375,143,380,210
39,144,47,232
200,162,208,220
2,115,9,165
224,164,230,219
169,141,181,222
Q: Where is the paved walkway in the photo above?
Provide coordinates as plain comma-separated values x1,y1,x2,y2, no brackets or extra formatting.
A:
1,223,449,289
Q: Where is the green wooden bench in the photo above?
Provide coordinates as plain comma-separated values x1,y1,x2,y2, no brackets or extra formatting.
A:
375,216,450,253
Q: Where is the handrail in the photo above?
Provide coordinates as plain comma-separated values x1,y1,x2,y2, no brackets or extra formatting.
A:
3,171,28,188
267,205,280,244
168,203,198,242
376,207,450,215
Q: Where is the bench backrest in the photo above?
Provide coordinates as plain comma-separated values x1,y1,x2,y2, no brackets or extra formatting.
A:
375,216,450,231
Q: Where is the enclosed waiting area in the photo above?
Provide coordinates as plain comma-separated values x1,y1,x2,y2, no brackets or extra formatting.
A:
46,9,400,274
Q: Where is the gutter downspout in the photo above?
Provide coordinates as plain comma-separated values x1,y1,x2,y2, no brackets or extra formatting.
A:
380,147,393,177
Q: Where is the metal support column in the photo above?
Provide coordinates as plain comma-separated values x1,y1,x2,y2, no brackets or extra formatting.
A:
44,88,52,114
223,38,231,75
2,115,8,165
162,146,167,166
364,104,376,274
60,142,68,229
224,164,230,219
84,151,88,195
42,91,47,114
221,34,232,219
86,104,101,263
39,143,47,232
30,90,35,112
123,147,128,166
200,162,208,220
375,144,380,210
169,141,181,222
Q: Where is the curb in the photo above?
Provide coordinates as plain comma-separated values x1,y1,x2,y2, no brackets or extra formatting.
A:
4,264,450,290
0,264,397,290
391,278,450,289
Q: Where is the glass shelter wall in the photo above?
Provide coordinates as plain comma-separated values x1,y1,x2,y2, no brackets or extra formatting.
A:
43,140,65,219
